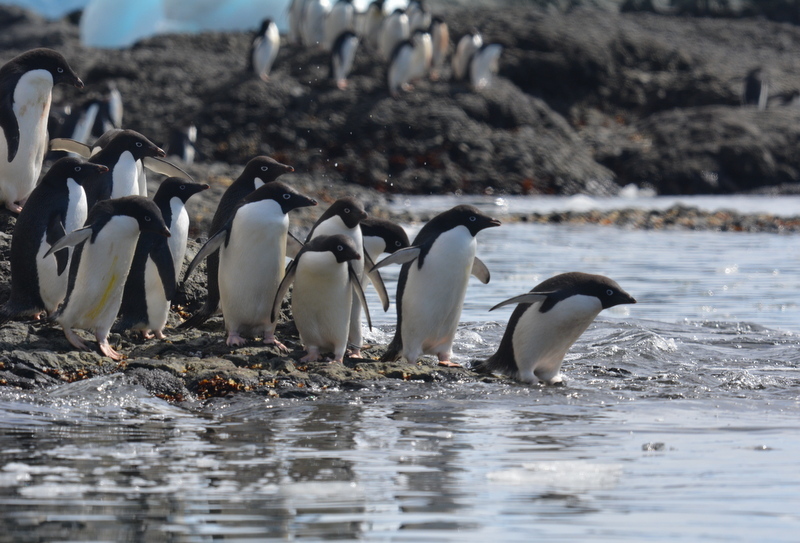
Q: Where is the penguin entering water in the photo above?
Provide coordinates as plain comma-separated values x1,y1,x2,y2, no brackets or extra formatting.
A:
475,272,636,384
0,158,108,326
184,181,317,348
46,196,171,360
330,31,360,90
0,48,84,213
249,18,280,82
272,234,370,364
179,156,295,329
372,205,500,366
115,178,209,339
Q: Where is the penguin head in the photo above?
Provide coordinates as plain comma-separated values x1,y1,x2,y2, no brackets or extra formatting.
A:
443,205,501,236
258,18,273,35
242,155,295,183
105,129,166,160
591,276,637,310
154,177,210,204
9,48,83,89
308,234,362,263
43,157,108,186
532,272,636,313
324,197,368,228
106,196,171,237
360,218,410,253
245,181,318,213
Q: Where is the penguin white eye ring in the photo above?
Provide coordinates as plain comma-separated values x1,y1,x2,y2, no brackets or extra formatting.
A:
57,67,64,73
261,166,269,171
136,142,143,147
337,245,344,251
180,184,186,190
607,289,614,296
144,216,151,222
395,240,402,247
344,208,351,213
282,193,291,200
74,166,81,172
469,216,477,221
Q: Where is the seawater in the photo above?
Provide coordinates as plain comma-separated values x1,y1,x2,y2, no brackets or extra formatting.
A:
1,197,799,542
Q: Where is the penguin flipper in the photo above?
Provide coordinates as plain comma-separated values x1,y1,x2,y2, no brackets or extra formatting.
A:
44,226,92,258
271,259,298,323
0,94,19,162
286,231,304,259
489,292,553,312
349,262,372,331
370,246,421,273
364,252,390,311
49,138,92,157
45,213,69,276
471,257,491,284
183,230,226,284
150,242,177,301
142,157,193,181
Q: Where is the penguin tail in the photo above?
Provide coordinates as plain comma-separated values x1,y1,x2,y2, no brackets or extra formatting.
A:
380,335,402,362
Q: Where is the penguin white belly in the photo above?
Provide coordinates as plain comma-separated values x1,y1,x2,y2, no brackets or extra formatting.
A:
168,199,189,281
0,70,53,205
219,204,288,334
512,295,602,384
143,256,169,332
252,34,278,79
58,216,139,333
401,227,475,360
65,178,88,232
35,231,65,314
292,253,352,355
110,151,139,199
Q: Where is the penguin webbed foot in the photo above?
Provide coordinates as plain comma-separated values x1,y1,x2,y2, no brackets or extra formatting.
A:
300,348,321,363
262,333,289,352
437,352,461,368
63,328,89,351
97,337,124,361
226,332,248,347
346,346,363,359
4,201,22,214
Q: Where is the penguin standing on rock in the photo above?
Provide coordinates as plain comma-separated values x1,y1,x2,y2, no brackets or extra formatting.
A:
46,196,171,360
469,43,503,90
330,31,360,89
249,19,280,82
324,0,355,52
475,272,636,384
388,30,432,97
742,67,768,110
302,0,332,49
452,31,482,82
361,0,385,50
179,156,295,329
0,48,84,213
378,9,410,61
115,178,209,339
184,182,317,348
429,16,449,81
272,234,370,364
372,205,500,366
0,158,108,326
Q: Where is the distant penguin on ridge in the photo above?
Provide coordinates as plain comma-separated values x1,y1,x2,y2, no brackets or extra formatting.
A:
302,0,332,48
0,48,84,213
469,43,502,90
475,272,636,384
378,9,410,61
324,0,355,52
115,178,209,339
742,67,768,110
166,122,197,165
330,31,360,89
372,205,500,366
46,196,171,360
452,30,482,82
429,16,449,80
0,158,108,326
249,18,280,81
361,0,385,50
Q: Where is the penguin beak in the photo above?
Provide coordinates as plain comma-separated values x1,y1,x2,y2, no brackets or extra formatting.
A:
487,217,502,228
96,165,109,174
200,184,210,190
74,77,84,89
154,147,166,158
160,227,171,238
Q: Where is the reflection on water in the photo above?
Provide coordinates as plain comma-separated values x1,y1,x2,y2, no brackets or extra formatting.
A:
2,218,800,541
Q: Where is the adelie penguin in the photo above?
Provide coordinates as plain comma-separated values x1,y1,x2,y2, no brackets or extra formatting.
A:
304,197,386,358
115,178,209,339
469,43,502,90
360,217,410,264
179,155,295,330
46,196,171,360
324,0,355,52
271,234,370,364
378,9,410,61
372,205,500,366
184,181,317,348
475,272,636,385
0,48,84,213
387,30,432,98
0,158,108,326
330,31,359,90
452,30,482,82
249,19,280,82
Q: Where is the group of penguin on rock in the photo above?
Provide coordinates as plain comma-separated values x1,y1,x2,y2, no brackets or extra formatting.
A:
250,0,503,95
0,46,636,386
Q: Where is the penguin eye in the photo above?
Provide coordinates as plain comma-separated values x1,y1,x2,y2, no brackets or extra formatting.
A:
469,216,477,222
144,216,152,222
136,142,143,148
344,208,351,214
282,193,291,200
606,289,614,296
74,166,81,172
261,166,269,171
180,184,186,190
337,245,344,251
57,67,64,73
395,240,402,247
